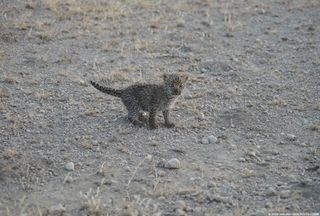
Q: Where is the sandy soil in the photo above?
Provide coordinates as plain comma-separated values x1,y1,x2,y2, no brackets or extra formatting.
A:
0,0,319,215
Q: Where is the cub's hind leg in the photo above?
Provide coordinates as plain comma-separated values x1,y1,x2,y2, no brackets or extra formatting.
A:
163,110,175,128
123,99,144,126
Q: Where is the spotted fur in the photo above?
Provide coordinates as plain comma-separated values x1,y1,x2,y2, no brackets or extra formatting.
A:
90,73,188,129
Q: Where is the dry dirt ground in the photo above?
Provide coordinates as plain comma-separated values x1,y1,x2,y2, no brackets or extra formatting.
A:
0,0,320,215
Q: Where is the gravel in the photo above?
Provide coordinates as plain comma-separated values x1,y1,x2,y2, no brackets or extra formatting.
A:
1,0,319,215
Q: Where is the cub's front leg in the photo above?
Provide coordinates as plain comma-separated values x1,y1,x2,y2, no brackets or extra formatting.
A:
149,109,159,129
163,110,175,128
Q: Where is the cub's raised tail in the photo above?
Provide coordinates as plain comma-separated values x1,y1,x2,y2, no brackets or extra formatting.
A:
90,81,122,97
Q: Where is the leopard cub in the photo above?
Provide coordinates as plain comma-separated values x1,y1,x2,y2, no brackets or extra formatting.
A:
90,73,189,129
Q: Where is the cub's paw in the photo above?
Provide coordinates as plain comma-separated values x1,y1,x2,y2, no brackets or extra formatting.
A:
165,123,175,128
149,123,159,130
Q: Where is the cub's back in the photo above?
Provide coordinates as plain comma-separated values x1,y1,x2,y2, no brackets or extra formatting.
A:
122,84,161,110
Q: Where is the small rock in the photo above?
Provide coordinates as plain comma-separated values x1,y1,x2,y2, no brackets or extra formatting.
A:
255,208,267,216
176,209,186,216
177,200,187,210
258,162,270,167
182,88,192,99
49,203,66,215
265,201,273,208
201,68,208,73
266,187,277,197
286,134,297,141
102,178,118,186
150,22,160,29
198,112,206,120
158,196,165,200
0,86,10,97
201,21,211,27
208,135,218,144
63,175,73,183
207,181,217,188
65,162,74,171
225,32,233,37
200,137,209,144
279,141,286,145
210,195,233,205
238,157,246,162
156,159,166,168
279,190,290,199
158,170,166,177
193,207,204,216
176,22,185,28
248,151,256,157
201,135,217,144
307,26,315,31
306,165,319,172
165,158,181,169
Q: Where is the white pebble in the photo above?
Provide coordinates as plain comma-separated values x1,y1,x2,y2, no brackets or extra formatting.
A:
201,68,208,73
201,137,209,144
208,135,218,144
238,157,246,162
265,201,273,208
177,200,187,210
201,135,217,144
158,170,166,177
176,209,186,216
266,187,277,196
65,162,74,171
165,158,181,169
279,190,290,198
286,134,297,141
248,151,256,157
198,112,206,120
182,89,192,99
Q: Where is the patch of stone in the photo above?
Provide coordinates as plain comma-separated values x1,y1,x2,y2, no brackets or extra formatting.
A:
164,158,181,169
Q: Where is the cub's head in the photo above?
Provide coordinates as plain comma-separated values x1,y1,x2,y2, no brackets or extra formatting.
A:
163,73,189,97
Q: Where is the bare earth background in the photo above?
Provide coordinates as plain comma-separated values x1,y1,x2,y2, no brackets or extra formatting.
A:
0,0,319,215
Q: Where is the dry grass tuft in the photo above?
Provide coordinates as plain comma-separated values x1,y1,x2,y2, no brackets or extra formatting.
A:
0,86,10,97
3,74,18,84
133,38,155,52
102,39,120,52
80,188,108,216
221,0,243,34
120,194,161,216
43,0,131,22
270,97,287,107
83,107,100,117
241,168,256,178
92,69,131,83
0,196,46,216
80,138,94,150
36,30,56,42
3,148,18,159
35,90,51,101
117,143,130,155
309,124,320,132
